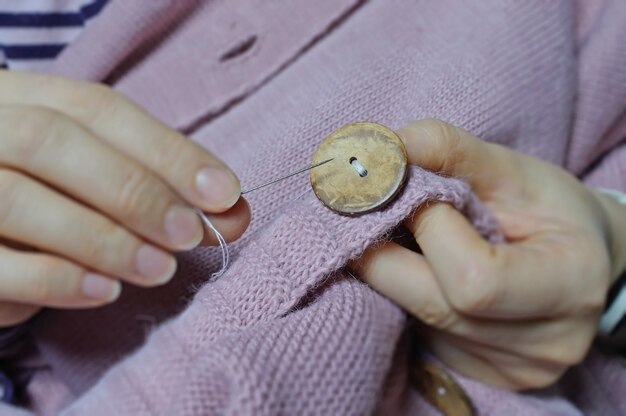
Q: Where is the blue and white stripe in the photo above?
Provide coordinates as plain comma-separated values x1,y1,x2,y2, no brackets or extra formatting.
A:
0,0,109,71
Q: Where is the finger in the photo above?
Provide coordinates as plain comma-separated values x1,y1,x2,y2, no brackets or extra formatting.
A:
199,197,251,245
429,331,567,390
0,169,176,286
0,302,40,327
0,104,203,251
352,228,595,368
397,119,522,198
349,241,458,330
405,202,499,316
406,202,601,318
438,315,595,369
0,72,242,213
0,246,121,308
426,331,516,389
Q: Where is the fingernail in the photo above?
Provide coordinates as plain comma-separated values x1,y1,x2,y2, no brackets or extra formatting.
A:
82,273,121,302
195,167,240,209
165,206,203,249
135,244,177,284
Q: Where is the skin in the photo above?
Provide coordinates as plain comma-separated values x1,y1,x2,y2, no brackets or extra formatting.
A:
3,72,625,392
351,119,626,391
0,71,250,326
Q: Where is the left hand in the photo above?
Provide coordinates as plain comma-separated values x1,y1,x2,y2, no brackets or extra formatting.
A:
350,119,621,391
0,71,251,326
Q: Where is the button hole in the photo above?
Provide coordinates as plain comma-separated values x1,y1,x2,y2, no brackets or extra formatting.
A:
219,35,258,62
349,157,368,177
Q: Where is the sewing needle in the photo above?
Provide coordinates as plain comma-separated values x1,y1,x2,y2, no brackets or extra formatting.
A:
241,158,334,195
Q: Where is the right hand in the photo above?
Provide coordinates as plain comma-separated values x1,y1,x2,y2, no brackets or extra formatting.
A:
351,120,626,390
0,71,251,326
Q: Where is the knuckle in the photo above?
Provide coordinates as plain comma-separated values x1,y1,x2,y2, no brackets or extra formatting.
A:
507,367,564,391
0,105,64,164
0,169,25,228
421,118,455,136
68,82,123,126
414,203,445,237
581,242,611,313
567,339,592,365
530,324,593,369
152,130,192,170
0,168,22,198
560,234,610,314
546,335,592,367
538,347,572,368
421,119,462,148
114,167,164,220
410,299,455,329
449,257,499,314
83,219,134,272
415,119,465,171
27,257,78,300
579,286,607,316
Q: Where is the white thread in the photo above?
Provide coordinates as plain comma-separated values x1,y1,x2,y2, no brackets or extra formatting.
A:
195,209,230,281
349,157,368,177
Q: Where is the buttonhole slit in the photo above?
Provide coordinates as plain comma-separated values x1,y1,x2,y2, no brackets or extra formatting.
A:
219,35,258,62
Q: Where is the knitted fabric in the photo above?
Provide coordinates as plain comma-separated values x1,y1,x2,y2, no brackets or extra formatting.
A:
2,0,626,415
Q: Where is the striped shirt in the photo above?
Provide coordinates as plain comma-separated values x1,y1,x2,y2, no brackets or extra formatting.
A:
0,0,109,72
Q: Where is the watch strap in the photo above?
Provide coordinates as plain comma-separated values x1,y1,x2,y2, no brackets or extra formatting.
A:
597,188,626,336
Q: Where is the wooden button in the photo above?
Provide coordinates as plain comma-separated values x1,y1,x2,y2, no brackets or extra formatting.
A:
410,358,475,416
310,122,408,215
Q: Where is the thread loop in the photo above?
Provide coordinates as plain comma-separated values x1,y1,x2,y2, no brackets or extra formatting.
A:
195,209,229,281
349,157,368,177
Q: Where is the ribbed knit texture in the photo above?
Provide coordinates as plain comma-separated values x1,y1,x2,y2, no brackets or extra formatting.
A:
1,1,625,415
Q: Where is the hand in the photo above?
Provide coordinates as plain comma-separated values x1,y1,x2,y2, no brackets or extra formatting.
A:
351,119,625,390
0,71,250,326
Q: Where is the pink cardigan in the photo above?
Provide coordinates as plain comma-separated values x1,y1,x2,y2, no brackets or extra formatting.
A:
3,0,626,414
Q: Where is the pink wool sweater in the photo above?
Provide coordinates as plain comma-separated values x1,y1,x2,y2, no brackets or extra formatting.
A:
2,0,626,414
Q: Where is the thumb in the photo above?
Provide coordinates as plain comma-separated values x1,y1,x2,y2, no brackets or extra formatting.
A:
396,119,518,198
